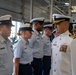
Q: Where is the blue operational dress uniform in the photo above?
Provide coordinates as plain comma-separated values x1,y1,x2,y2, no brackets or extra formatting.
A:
51,14,76,75
30,18,44,75
42,22,53,75
0,15,14,75
13,23,33,75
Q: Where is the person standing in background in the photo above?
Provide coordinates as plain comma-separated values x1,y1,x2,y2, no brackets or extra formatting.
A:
72,24,76,38
0,15,14,75
42,22,53,75
70,36,76,75
30,18,44,75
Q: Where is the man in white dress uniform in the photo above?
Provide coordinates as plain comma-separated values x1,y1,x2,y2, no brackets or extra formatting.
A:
51,14,76,75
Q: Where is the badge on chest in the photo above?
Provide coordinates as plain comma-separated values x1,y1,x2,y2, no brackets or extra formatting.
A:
60,45,68,52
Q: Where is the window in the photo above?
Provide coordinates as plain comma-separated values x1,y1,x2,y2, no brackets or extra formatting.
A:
9,20,22,43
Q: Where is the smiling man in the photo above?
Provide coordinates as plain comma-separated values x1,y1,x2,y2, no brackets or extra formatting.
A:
51,14,76,75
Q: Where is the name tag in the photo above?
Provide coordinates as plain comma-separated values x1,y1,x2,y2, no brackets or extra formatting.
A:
0,47,7,54
53,44,57,46
25,48,27,49
0,47,5,50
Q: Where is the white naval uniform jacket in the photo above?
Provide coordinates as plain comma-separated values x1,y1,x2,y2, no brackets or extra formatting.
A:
51,30,75,75
70,38,76,75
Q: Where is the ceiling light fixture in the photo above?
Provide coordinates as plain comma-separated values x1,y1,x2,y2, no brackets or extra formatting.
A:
65,3,69,6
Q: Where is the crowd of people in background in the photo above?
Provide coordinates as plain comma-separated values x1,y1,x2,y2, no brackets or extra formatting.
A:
0,13,76,75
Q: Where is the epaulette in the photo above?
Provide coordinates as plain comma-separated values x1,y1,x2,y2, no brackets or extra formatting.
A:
69,34,76,39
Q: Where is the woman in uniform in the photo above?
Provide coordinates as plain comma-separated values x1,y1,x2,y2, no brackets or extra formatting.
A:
13,23,33,75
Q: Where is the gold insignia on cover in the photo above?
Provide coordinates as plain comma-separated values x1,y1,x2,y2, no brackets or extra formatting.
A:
69,34,76,39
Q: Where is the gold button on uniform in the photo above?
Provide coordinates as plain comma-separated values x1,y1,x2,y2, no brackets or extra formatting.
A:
60,38,62,40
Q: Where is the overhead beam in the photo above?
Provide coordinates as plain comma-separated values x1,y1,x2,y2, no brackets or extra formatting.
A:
68,0,72,16
30,0,33,20
44,0,66,15
22,0,25,21
50,0,53,22
54,5,66,15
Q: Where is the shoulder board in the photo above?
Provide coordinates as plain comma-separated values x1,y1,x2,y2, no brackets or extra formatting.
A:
69,34,76,39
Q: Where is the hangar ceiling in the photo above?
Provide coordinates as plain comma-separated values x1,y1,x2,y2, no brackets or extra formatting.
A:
0,0,22,21
0,0,76,22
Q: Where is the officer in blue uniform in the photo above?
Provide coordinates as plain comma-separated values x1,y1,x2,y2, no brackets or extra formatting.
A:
42,22,53,75
30,18,44,75
13,23,33,75
0,15,14,75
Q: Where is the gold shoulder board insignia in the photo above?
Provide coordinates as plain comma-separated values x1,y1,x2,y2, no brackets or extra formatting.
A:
69,34,76,39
